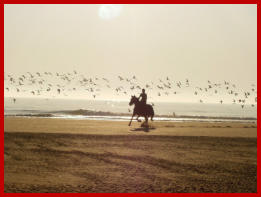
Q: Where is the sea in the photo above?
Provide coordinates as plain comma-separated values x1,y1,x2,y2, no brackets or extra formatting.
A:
4,97,257,123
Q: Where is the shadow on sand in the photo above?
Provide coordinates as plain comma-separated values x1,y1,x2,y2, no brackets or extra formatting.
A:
130,125,156,133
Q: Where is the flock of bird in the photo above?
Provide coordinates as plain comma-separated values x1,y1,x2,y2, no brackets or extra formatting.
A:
4,71,257,109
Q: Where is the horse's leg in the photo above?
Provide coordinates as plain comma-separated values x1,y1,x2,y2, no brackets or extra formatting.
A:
145,116,148,123
128,114,134,126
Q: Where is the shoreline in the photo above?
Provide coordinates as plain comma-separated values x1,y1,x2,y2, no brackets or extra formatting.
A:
4,114,257,124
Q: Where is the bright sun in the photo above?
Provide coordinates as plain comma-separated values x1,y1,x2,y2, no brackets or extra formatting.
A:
99,5,123,20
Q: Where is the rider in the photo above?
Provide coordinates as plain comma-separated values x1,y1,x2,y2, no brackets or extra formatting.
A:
138,89,147,106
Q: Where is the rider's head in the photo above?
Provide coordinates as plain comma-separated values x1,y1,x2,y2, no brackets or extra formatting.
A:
142,89,145,93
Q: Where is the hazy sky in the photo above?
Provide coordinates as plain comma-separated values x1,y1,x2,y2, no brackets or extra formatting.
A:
4,4,257,102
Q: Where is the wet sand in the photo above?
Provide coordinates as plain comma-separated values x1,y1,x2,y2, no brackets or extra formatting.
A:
4,117,257,193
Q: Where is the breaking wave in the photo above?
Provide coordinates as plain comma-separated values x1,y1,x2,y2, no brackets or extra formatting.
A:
4,109,257,123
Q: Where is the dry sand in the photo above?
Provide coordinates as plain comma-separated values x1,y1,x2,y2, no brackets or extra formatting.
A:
4,117,257,193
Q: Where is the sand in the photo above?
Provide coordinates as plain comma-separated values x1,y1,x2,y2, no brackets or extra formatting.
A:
4,117,257,193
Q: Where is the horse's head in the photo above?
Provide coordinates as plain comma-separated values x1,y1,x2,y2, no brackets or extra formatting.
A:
129,95,138,106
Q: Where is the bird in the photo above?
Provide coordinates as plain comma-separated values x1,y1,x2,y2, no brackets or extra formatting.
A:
118,76,124,81
4,71,257,108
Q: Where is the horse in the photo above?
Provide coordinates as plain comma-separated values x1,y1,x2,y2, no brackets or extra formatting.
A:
128,95,154,126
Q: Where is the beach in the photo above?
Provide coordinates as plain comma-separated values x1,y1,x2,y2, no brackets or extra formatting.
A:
4,117,257,193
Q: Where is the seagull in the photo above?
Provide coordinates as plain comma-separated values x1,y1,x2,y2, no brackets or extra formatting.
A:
118,76,124,81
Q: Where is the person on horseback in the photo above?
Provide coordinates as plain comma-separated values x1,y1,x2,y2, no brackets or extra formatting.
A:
138,89,147,106
128,90,154,126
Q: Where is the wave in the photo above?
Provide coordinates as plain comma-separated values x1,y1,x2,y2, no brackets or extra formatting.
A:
5,113,54,118
53,109,129,116
4,109,257,122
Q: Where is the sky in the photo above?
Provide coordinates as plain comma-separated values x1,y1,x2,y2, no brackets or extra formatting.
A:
4,4,257,102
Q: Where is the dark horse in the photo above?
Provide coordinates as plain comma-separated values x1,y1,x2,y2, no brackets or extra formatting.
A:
128,95,154,126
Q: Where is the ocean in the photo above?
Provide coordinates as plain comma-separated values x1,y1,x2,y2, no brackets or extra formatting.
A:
4,97,257,123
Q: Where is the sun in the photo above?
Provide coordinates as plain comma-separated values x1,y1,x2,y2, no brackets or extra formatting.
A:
98,4,123,20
